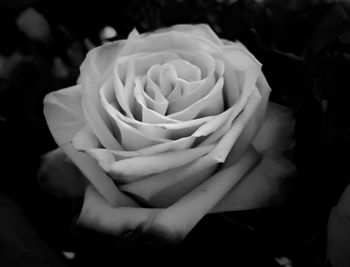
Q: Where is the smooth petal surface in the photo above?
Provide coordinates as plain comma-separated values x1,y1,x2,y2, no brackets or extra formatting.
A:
142,146,260,241
107,145,214,179
77,186,155,236
80,45,124,150
44,85,85,146
44,85,134,206
37,147,86,198
120,86,263,206
253,102,295,154
211,151,297,213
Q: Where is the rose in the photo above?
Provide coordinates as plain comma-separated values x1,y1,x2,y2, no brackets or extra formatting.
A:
42,24,296,241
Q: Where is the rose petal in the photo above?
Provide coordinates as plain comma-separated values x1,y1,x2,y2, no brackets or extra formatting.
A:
167,77,225,120
77,185,156,236
120,155,219,207
44,85,134,206
37,147,86,198
193,64,261,140
166,59,223,114
253,102,295,154
83,136,196,166
100,77,171,149
101,76,213,142
107,144,214,182
72,124,100,149
44,85,85,145
205,86,262,163
220,47,262,108
142,146,260,241
80,45,124,150
61,142,136,207
211,151,297,213
115,52,181,118
134,76,171,123
220,73,271,168
165,59,201,82
121,88,262,206
145,76,169,115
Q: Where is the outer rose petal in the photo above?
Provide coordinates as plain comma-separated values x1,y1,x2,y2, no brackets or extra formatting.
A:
142,146,261,241
44,85,85,146
38,147,86,198
77,186,157,236
212,101,296,212
211,151,297,213
253,102,295,154
80,42,125,150
44,85,136,207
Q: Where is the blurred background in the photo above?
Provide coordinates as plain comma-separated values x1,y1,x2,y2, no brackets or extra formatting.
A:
1,0,350,266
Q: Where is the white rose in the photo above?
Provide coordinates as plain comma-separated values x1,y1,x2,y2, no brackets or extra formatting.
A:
42,24,296,241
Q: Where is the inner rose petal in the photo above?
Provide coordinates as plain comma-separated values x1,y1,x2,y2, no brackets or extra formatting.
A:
159,64,178,97
101,77,212,146
167,59,224,114
100,78,171,150
170,50,215,82
134,76,171,123
165,51,217,104
167,77,225,121
113,52,180,118
165,59,201,82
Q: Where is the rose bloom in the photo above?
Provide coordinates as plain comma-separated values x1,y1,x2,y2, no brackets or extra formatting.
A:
41,24,296,241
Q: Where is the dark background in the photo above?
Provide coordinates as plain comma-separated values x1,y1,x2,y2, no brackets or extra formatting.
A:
1,0,350,266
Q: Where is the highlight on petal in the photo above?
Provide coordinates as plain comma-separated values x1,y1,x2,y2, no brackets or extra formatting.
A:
107,144,214,180
220,47,262,108
81,57,123,151
84,40,125,75
43,85,85,146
